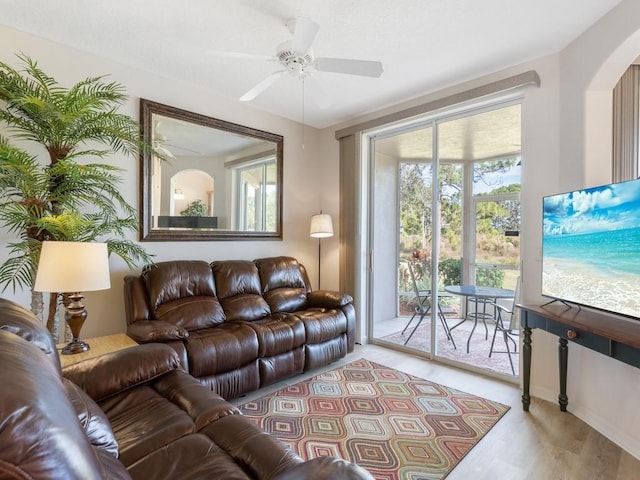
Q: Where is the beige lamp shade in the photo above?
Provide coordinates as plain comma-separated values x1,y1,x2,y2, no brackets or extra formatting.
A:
310,213,334,238
34,241,111,293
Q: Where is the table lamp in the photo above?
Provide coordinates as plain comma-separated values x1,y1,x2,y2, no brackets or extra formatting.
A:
309,212,333,289
34,241,111,354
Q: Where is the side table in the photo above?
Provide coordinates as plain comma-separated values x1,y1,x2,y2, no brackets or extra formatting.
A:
57,333,138,369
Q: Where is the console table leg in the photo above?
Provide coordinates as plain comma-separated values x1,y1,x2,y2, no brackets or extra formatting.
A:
522,325,532,411
558,337,568,412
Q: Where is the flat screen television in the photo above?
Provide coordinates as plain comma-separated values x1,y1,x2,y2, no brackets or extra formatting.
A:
542,177,640,319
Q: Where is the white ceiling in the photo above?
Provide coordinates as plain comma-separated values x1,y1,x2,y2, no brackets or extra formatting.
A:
0,0,622,129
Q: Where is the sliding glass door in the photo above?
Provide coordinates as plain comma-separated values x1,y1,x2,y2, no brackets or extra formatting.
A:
368,101,521,378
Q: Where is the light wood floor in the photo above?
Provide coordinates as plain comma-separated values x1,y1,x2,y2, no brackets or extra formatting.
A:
234,344,640,480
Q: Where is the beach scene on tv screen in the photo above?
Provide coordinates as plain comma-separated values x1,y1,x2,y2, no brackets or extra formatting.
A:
542,179,640,318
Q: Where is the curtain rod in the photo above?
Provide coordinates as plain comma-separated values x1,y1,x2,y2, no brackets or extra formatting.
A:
335,70,540,140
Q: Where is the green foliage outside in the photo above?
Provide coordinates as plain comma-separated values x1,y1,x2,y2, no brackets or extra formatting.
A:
398,158,519,295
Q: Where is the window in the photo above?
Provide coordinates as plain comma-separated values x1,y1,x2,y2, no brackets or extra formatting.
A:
234,158,277,231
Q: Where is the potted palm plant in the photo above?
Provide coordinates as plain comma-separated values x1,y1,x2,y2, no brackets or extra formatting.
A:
0,54,154,339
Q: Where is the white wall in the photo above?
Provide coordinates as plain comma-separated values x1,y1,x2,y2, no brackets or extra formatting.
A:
0,26,331,337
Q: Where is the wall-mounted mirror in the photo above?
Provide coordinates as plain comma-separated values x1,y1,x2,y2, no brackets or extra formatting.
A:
140,99,283,241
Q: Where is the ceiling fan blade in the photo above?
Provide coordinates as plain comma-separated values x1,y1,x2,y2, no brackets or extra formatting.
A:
315,57,384,78
240,71,285,102
289,17,320,54
156,145,176,159
167,143,202,155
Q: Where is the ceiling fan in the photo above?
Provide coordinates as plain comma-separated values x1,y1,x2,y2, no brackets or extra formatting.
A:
153,134,202,159
212,17,384,102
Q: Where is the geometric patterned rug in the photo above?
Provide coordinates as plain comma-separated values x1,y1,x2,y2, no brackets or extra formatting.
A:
238,359,510,480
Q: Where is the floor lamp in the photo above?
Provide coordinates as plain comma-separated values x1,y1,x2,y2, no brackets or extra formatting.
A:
309,212,334,290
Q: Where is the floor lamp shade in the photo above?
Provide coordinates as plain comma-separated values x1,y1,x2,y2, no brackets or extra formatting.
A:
309,213,334,238
34,241,111,355
309,213,333,290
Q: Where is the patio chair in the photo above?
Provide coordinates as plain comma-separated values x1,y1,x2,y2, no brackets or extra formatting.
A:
401,263,456,348
489,276,521,375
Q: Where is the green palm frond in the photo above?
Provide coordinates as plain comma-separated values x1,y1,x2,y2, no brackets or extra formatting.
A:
0,54,144,159
106,239,155,269
0,238,40,292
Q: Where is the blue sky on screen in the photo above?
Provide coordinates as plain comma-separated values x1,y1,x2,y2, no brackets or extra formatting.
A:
543,179,640,236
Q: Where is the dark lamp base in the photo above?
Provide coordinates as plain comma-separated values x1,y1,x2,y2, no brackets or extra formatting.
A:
61,339,90,355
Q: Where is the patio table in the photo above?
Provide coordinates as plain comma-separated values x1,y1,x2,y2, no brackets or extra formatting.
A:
444,285,515,354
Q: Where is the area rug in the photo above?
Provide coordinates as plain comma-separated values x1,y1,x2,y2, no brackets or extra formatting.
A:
238,358,509,480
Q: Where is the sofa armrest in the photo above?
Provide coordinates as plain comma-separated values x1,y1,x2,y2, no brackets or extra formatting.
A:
126,319,189,343
307,290,353,308
63,343,181,402
274,456,374,480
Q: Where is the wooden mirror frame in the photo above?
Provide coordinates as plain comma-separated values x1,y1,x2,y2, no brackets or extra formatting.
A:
139,99,283,241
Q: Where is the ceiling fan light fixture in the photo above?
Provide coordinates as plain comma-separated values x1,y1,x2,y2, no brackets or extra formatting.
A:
222,16,383,102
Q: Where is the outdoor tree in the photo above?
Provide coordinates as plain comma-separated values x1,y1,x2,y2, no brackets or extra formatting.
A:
398,157,519,289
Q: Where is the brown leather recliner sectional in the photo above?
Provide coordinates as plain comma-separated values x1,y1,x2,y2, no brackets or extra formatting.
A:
0,297,373,479
124,256,356,399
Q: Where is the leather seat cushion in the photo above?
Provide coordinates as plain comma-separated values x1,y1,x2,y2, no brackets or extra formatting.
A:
145,261,216,308
185,323,259,377
247,315,306,357
263,288,308,313
155,295,226,331
127,433,254,480
255,256,310,312
295,309,348,344
99,385,197,467
212,260,272,322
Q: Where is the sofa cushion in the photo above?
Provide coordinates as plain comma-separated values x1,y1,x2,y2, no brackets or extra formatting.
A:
255,256,310,313
144,261,226,330
295,308,348,344
185,323,259,377
0,297,62,376
127,433,254,480
247,314,306,357
155,296,226,331
64,378,119,458
211,260,271,321
99,384,199,467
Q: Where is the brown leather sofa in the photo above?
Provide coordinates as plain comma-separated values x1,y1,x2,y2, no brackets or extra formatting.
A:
0,297,373,480
124,256,356,399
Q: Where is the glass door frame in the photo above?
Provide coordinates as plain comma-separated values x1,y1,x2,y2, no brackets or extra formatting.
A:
365,96,523,379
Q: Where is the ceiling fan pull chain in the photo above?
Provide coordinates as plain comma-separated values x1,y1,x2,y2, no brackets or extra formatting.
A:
301,76,305,150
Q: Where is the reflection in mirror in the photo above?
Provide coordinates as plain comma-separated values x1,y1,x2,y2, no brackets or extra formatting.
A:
140,99,283,240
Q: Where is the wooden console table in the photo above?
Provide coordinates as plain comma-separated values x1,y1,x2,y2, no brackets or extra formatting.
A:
519,303,640,412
